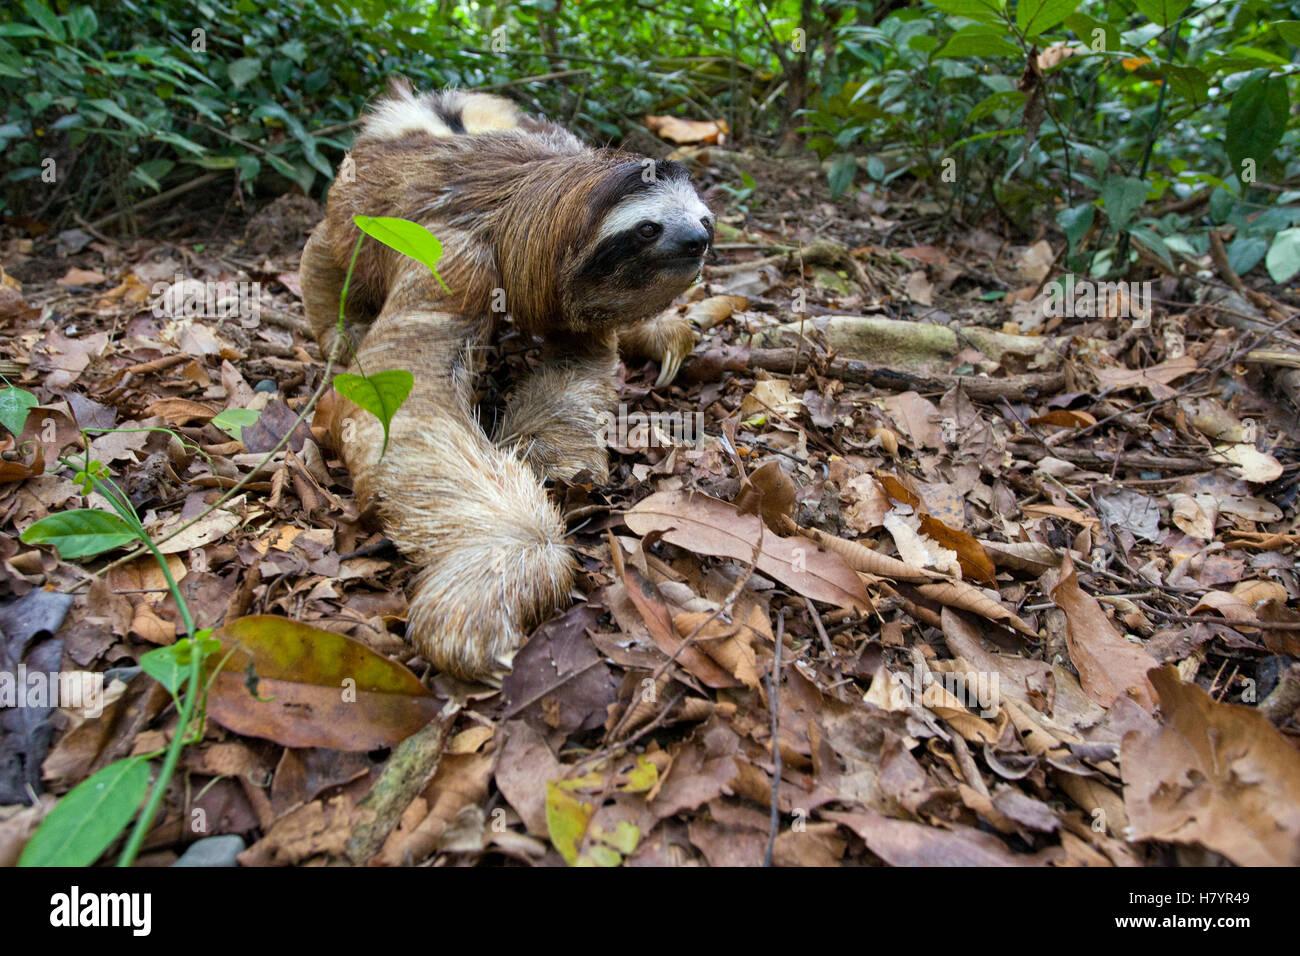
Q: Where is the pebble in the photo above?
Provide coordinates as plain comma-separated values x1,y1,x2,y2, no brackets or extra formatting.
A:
172,834,245,867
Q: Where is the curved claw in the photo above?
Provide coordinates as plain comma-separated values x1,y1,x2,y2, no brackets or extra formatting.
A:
655,348,684,387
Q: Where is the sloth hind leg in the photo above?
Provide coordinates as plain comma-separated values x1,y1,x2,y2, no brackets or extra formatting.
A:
498,333,618,482
334,290,574,680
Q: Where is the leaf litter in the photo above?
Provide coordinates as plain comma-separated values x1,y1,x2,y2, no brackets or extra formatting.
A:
1,154,1299,867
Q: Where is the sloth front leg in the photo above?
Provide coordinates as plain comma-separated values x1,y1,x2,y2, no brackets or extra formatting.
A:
498,332,618,483
618,311,697,386
327,276,575,681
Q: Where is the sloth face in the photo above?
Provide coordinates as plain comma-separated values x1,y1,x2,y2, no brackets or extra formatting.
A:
564,160,712,330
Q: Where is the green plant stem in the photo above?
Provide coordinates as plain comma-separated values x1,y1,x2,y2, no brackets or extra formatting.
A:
115,529,197,866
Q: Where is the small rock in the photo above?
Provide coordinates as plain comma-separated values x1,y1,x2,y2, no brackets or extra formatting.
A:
172,834,245,867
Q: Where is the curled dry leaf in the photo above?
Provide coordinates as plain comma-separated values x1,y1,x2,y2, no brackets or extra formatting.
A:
141,398,220,425
1122,667,1300,866
1189,589,1256,621
643,114,728,144
684,294,748,330
1046,554,1158,712
1209,443,1284,483
798,524,934,583
674,610,760,690
978,539,1061,574
913,580,1037,638
735,458,797,535
619,561,739,689
625,490,871,611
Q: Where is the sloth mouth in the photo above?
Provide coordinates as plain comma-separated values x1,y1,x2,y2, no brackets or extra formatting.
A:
657,254,706,270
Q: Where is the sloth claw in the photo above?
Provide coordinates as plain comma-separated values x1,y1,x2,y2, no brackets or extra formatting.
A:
655,349,684,387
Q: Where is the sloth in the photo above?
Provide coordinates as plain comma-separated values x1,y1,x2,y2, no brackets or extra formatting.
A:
299,82,712,681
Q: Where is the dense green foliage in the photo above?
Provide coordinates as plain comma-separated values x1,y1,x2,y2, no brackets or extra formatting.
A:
1,0,1297,280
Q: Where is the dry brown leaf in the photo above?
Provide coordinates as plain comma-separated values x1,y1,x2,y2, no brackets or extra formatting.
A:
978,539,1061,574
684,294,747,330
1209,443,1284,483
142,398,219,425
625,490,871,610
57,267,107,287
1094,355,1197,400
1121,667,1300,866
798,525,933,583
674,611,760,689
620,561,739,689
644,115,728,144
913,580,1036,637
824,808,1052,865
1047,554,1158,712
1028,409,1097,428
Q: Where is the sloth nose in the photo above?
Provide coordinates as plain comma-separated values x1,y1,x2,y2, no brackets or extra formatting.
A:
672,223,711,258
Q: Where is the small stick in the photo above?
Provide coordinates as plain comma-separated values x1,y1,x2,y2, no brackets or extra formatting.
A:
763,609,785,868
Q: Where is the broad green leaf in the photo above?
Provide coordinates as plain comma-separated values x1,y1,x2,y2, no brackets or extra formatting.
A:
86,98,148,134
1016,0,1079,37
1226,72,1289,174
22,0,65,42
1275,21,1300,46
0,24,49,38
211,407,261,441
620,756,659,792
1057,204,1095,254
1266,228,1300,284
351,215,451,292
1131,0,1192,27
333,370,413,458
21,509,137,559
935,26,1021,59
1165,65,1209,107
1064,12,1118,52
925,0,1006,26
154,129,208,156
19,757,150,866
228,57,262,89
139,636,215,696
67,6,97,40
1226,236,1268,277
1128,227,1174,271
1100,176,1148,229
966,90,1025,124
827,153,857,198
0,386,38,437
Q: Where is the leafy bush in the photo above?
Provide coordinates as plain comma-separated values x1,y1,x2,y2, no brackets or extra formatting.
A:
1,0,1297,284
801,0,1300,281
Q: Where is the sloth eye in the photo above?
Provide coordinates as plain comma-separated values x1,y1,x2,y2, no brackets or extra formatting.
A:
636,221,662,240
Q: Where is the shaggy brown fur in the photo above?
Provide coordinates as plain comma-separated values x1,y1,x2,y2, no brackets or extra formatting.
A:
299,83,709,680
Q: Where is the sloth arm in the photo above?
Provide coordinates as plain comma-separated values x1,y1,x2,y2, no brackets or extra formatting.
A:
498,331,619,483
299,223,374,359
616,311,697,387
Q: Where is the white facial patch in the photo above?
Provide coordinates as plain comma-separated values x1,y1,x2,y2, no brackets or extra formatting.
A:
596,176,711,243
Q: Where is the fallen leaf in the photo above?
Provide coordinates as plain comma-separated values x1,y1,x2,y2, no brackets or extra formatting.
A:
1121,667,1300,866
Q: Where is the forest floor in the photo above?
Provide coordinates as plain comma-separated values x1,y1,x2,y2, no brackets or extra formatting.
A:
2,144,1299,867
